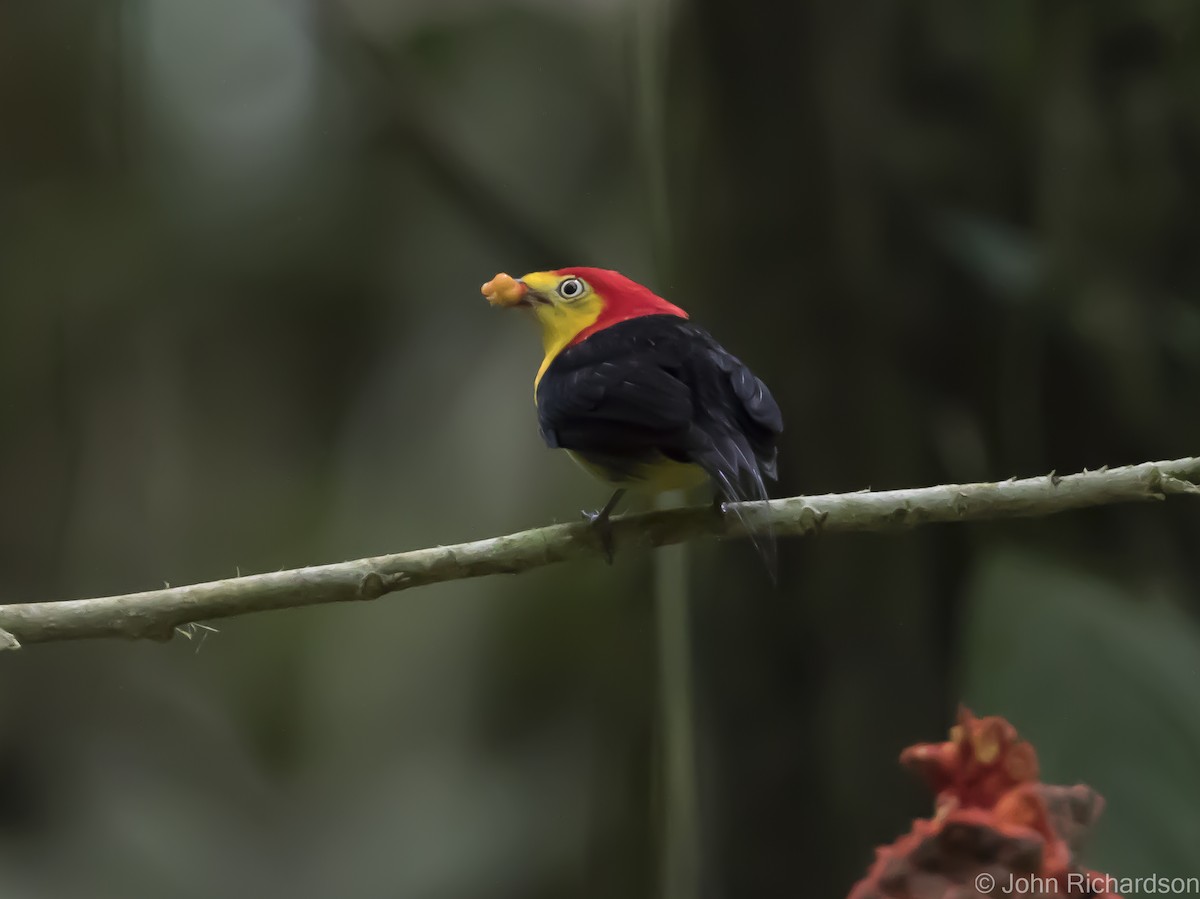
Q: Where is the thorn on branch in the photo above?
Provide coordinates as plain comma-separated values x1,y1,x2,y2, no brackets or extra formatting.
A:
175,622,218,653
1162,476,1200,495
1048,470,1061,486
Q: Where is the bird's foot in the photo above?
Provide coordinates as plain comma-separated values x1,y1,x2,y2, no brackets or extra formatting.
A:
581,507,616,564
580,489,626,564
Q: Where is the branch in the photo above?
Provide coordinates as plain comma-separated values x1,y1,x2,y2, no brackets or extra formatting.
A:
3,457,1198,649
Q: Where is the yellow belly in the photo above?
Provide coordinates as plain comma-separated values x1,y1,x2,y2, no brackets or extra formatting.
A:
566,451,709,493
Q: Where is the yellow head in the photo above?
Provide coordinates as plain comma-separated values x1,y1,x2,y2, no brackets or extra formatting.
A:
482,269,604,360
482,266,688,366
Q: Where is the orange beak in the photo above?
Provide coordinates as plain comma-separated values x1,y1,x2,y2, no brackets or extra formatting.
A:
481,272,528,308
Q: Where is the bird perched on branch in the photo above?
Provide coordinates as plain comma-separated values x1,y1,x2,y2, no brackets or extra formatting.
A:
483,267,783,573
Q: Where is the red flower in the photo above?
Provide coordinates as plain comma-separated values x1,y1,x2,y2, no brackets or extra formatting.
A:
848,708,1120,899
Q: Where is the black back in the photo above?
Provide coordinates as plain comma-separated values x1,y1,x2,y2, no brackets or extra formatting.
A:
536,315,783,505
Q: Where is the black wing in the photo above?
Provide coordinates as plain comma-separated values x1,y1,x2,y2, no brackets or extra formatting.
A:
535,318,696,482
536,315,783,502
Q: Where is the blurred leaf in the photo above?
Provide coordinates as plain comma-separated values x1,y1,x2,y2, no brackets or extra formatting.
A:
960,546,1200,876
934,211,1042,300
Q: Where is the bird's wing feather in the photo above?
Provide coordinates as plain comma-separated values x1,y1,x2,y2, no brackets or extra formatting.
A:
537,366,694,458
728,362,784,435
536,325,694,464
685,334,782,489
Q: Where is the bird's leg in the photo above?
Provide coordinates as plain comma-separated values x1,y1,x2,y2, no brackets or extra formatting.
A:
582,488,626,564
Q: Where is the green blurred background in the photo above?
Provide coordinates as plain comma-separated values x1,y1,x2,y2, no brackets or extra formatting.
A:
4,1,1200,896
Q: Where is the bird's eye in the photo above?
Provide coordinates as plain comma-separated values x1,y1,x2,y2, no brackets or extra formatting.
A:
557,278,585,300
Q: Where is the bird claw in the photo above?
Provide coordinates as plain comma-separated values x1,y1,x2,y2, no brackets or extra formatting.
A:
581,508,616,564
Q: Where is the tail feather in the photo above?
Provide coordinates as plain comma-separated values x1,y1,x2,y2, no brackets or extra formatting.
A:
695,428,778,583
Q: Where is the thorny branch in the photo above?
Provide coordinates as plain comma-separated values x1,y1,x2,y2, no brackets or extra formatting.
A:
1,457,1198,649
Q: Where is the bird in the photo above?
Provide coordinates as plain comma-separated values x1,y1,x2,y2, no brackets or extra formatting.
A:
482,266,783,573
